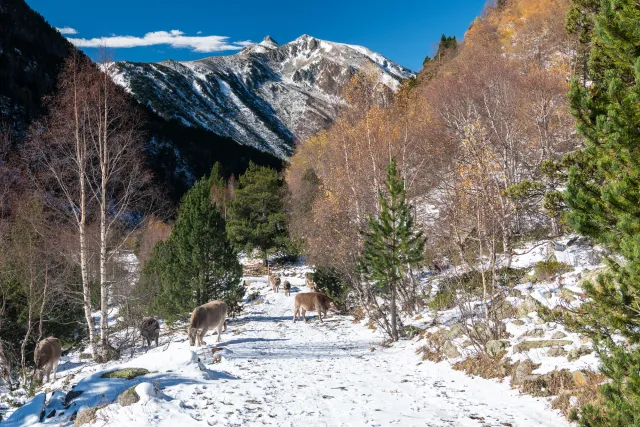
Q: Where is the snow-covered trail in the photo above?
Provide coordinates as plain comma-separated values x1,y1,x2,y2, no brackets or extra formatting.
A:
174,277,569,426
4,276,570,426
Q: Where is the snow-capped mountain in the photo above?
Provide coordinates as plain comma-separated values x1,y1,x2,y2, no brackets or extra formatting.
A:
112,35,414,158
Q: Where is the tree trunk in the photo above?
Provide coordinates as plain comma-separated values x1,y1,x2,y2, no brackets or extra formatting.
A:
502,228,512,269
79,216,96,359
20,298,32,385
99,63,110,361
390,282,399,341
72,54,97,360
100,151,109,360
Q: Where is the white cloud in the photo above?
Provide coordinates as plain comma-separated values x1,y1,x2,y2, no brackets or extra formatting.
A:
56,26,78,35
66,30,253,53
197,30,202,35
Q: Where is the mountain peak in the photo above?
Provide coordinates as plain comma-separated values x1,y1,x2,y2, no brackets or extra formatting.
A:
262,35,278,45
259,35,279,49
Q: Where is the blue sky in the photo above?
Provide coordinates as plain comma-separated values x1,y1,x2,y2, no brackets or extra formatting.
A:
27,0,487,71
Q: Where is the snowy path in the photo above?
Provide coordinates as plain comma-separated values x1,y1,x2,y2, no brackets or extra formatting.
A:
184,280,570,426
4,276,570,426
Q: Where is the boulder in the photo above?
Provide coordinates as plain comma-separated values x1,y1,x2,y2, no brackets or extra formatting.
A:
74,408,97,426
514,339,572,353
442,341,461,359
511,319,525,326
117,386,140,407
101,368,149,380
572,371,588,387
551,331,567,339
517,296,540,317
511,360,537,386
547,347,568,357
486,340,509,358
523,328,545,338
567,345,593,362
445,323,465,340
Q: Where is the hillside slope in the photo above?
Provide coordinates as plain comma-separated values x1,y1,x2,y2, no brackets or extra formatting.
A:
0,0,283,202
113,35,414,158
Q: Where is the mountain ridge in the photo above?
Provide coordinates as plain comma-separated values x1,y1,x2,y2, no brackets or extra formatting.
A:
112,34,414,158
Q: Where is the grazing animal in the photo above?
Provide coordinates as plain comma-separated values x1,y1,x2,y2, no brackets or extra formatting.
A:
304,272,313,287
293,292,336,323
140,317,160,347
34,337,62,383
272,276,281,293
283,280,291,296
305,272,319,292
188,301,228,346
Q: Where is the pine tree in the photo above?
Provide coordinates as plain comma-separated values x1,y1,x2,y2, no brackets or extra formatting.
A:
141,168,242,322
358,158,425,341
227,162,288,263
558,1,640,424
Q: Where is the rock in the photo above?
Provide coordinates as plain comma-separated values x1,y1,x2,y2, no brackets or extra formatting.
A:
486,340,509,358
443,341,461,359
523,328,545,338
117,387,140,407
101,368,149,380
64,389,83,407
572,371,588,387
74,408,97,426
580,336,592,345
547,347,568,357
517,296,540,317
567,345,593,362
445,323,465,339
461,340,474,348
511,360,536,386
511,319,525,326
97,344,120,363
470,322,494,342
513,339,573,353
552,331,567,339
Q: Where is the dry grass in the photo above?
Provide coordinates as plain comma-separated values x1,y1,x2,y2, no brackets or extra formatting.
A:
452,354,513,381
522,369,575,397
351,307,365,323
551,371,606,419
415,331,445,362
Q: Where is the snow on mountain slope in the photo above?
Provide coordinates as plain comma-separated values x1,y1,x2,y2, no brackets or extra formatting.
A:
112,35,414,159
5,270,568,427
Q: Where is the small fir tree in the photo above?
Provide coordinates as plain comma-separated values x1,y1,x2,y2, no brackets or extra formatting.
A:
227,162,288,263
358,158,425,341
140,168,242,322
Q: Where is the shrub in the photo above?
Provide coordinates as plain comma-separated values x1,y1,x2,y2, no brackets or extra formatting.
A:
225,283,246,318
312,267,349,310
416,331,446,362
533,259,573,282
428,289,455,311
452,354,513,380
